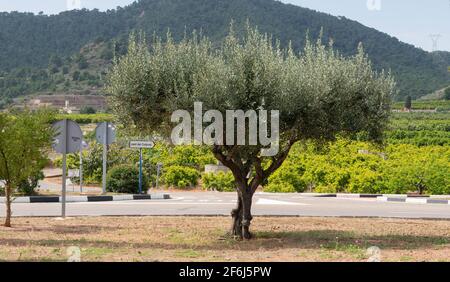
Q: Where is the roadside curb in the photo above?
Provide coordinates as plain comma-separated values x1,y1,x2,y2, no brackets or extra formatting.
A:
300,193,382,198
255,192,382,198
256,192,450,204
292,193,450,201
0,194,171,203
377,197,450,205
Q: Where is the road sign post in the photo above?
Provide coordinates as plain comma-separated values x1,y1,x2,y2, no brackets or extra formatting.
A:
95,122,116,195
79,147,83,193
156,163,163,190
61,119,68,217
102,140,107,194
79,140,88,193
52,119,82,218
130,141,155,194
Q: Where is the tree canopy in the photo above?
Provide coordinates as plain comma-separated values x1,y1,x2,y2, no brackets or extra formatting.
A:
0,111,54,227
107,26,395,239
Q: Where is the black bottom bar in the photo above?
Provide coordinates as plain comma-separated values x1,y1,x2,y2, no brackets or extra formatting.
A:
0,262,445,281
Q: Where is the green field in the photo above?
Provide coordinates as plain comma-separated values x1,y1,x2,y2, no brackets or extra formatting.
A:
266,102,450,195
54,113,114,124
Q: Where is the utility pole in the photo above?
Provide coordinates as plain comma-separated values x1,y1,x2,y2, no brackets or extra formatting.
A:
430,34,441,52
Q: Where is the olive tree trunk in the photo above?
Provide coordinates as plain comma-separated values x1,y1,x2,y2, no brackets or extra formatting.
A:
214,144,293,240
230,180,255,240
230,193,243,237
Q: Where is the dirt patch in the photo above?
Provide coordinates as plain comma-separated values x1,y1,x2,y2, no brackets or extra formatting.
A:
0,216,449,262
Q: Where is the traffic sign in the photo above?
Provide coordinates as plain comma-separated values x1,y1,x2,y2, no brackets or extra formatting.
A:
52,119,83,218
130,140,155,194
52,120,82,154
130,141,155,149
95,122,116,145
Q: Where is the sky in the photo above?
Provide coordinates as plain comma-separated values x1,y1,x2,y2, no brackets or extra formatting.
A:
0,0,449,52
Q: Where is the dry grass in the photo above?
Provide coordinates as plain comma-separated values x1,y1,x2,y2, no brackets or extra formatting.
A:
0,216,449,262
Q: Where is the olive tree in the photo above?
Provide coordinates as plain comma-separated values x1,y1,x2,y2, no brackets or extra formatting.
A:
0,111,53,227
107,28,395,239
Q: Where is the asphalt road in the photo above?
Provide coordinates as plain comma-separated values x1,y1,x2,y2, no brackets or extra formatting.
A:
1,192,450,219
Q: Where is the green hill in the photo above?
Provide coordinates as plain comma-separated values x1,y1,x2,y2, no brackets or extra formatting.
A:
1,0,449,108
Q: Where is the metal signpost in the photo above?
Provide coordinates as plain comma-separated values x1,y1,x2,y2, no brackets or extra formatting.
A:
156,162,163,190
95,122,116,194
79,140,89,193
52,119,82,218
130,141,155,194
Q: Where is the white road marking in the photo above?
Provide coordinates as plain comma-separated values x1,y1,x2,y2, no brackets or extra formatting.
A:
256,198,310,206
390,211,449,215
70,201,235,205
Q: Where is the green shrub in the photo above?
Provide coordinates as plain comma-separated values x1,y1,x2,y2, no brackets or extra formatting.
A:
78,143,138,185
264,163,306,193
202,172,235,192
382,144,450,195
106,165,148,194
53,153,79,169
263,182,296,193
346,168,384,194
164,145,216,170
163,165,200,188
17,171,44,196
80,106,97,114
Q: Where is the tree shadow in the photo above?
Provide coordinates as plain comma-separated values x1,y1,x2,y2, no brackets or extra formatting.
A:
0,224,118,235
0,229,448,252
252,230,449,250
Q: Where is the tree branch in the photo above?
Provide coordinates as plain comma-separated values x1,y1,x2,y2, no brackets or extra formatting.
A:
213,145,246,182
263,141,295,180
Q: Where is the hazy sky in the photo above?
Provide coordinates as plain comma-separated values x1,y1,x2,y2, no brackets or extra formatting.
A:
0,0,449,52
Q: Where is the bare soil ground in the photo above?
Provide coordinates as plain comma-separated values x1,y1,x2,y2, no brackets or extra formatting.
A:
0,216,449,262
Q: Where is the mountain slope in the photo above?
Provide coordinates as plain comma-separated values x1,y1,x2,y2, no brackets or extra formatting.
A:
0,0,449,105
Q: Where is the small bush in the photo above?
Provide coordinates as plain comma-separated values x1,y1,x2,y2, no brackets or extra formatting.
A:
17,171,44,196
106,165,148,194
263,182,296,193
163,165,200,188
80,106,97,114
264,163,306,193
202,172,235,192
